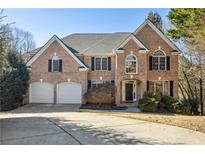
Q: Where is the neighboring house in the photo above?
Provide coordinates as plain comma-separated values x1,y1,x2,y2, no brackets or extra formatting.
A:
26,19,179,106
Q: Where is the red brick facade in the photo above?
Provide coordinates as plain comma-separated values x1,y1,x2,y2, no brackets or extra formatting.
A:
28,21,179,105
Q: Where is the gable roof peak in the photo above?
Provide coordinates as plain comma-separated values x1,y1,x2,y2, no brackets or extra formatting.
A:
134,19,181,52
26,34,88,70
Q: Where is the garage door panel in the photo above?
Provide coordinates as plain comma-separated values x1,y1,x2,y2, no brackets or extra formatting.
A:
30,83,54,103
58,83,82,104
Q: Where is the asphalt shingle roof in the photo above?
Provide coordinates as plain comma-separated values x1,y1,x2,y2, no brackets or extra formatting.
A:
61,32,131,54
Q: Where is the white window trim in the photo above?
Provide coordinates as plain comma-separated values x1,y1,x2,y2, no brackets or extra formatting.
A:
91,80,112,89
125,54,138,74
94,57,108,71
148,80,166,95
52,55,60,72
152,50,167,71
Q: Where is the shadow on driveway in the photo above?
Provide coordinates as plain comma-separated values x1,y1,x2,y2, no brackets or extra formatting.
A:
0,116,184,145
8,104,80,114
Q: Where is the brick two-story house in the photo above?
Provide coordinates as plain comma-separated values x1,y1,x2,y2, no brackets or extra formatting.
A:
25,19,179,106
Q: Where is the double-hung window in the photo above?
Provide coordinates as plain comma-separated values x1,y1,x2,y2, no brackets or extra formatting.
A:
95,57,108,71
152,50,166,70
52,60,59,72
148,81,164,95
48,55,62,72
91,80,112,88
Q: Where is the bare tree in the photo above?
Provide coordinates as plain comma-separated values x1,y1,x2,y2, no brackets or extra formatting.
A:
0,9,13,75
9,27,36,54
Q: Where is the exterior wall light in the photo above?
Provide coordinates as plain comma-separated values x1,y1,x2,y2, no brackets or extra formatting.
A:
40,79,43,82
67,78,71,82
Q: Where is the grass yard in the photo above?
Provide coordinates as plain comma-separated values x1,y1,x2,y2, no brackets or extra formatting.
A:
95,112,205,133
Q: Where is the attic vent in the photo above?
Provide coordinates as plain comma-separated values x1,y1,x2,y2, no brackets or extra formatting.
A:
52,40,59,45
118,48,124,50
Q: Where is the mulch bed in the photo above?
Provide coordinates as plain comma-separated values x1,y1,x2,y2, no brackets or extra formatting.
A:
80,103,128,110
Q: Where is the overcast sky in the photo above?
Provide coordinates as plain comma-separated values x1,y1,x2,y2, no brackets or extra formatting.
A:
4,8,169,47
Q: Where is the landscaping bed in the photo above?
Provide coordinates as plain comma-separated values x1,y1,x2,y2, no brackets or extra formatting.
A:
80,103,128,110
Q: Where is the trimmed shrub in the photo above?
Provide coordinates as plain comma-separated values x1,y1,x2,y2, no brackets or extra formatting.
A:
83,83,115,104
160,95,178,112
138,92,161,112
181,99,199,115
138,91,200,115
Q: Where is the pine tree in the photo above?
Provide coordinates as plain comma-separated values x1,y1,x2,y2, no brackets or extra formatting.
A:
147,11,163,32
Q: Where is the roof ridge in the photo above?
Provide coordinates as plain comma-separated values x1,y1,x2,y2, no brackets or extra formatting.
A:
68,33,112,35
62,32,131,39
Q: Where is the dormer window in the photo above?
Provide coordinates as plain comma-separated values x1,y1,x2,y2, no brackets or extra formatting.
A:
125,54,138,74
152,50,166,70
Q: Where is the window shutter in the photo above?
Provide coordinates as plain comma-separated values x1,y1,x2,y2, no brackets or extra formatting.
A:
48,60,52,72
149,56,152,70
147,80,149,91
169,80,173,97
59,59,62,72
166,56,170,70
88,80,91,90
108,57,111,71
91,57,95,71
111,80,115,85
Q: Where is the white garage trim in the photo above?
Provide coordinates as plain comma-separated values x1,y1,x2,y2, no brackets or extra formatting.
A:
57,82,82,104
29,82,54,104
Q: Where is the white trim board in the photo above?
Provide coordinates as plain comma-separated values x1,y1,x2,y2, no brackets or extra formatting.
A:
26,35,88,70
134,19,181,52
114,34,149,52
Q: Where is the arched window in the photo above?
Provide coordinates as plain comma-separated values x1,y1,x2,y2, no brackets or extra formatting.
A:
152,50,166,70
125,54,137,74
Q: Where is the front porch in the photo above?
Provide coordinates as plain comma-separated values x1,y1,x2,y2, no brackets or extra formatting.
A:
116,79,145,107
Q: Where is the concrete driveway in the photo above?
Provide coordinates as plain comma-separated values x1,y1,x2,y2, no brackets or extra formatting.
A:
1,104,205,145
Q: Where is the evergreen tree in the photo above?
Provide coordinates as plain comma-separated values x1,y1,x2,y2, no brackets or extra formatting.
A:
0,51,29,111
147,11,163,32
167,8,205,115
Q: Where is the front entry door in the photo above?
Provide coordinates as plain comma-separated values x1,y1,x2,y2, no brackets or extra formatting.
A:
125,83,133,101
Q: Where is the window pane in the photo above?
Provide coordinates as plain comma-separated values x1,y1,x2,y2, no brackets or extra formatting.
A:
152,57,159,70
149,81,155,92
53,60,59,72
126,55,136,61
160,57,165,70
126,61,136,73
91,80,104,89
102,58,108,70
95,58,101,70
156,81,163,94
153,50,165,56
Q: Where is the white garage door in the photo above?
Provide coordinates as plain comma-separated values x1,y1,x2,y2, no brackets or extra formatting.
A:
30,82,54,103
57,82,82,104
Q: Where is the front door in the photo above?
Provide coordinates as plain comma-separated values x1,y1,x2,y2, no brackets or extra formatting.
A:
125,83,133,101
